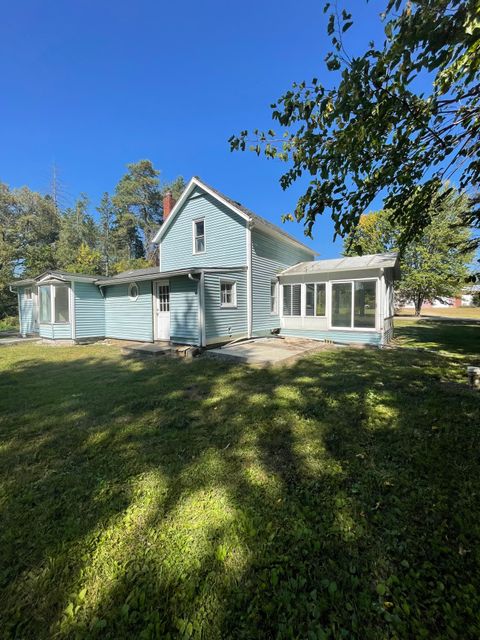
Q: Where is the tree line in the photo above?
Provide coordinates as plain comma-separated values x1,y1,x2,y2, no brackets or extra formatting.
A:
0,160,185,317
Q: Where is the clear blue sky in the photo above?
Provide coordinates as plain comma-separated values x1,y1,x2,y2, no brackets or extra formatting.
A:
0,0,388,258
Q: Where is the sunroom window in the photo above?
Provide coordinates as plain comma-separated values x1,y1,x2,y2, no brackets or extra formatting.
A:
354,280,376,328
282,284,301,316
193,219,205,254
331,280,376,329
54,285,70,322
39,284,70,323
306,283,326,317
39,286,51,323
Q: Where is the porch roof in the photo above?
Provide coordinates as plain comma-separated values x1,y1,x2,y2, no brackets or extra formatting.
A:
278,252,399,278
96,265,246,286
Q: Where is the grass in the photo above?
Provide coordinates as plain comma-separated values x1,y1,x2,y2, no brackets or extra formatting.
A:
396,306,480,319
1,321,479,639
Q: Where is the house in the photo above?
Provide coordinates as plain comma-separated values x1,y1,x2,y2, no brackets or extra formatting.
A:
10,177,399,347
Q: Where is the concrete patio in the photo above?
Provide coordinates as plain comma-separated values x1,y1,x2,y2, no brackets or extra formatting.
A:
205,336,333,366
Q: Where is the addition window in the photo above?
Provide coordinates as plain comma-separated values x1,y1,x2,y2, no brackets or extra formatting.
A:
282,284,301,316
54,285,70,322
39,285,51,323
220,280,236,308
193,219,205,254
270,281,278,314
24,287,32,300
306,283,326,316
39,284,70,323
331,280,376,329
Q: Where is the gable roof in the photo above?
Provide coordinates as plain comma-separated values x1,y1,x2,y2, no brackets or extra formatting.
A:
9,270,99,287
278,253,399,277
152,176,317,256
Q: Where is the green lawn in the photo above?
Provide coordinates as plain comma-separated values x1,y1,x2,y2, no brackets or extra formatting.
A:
1,322,479,639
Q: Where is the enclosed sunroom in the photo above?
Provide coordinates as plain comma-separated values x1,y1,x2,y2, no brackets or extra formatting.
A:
277,253,399,346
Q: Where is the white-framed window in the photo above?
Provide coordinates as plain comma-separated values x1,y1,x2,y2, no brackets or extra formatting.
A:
220,280,236,308
54,285,69,322
38,284,70,323
270,280,278,314
282,284,301,316
39,285,51,323
331,280,377,329
24,287,32,300
305,283,326,317
128,282,139,301
193,218,205,254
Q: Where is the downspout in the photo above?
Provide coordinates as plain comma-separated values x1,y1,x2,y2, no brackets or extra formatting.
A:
188,272,205,347
246,221,253,338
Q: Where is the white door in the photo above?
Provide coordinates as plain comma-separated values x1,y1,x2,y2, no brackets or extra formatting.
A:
155,281,170,340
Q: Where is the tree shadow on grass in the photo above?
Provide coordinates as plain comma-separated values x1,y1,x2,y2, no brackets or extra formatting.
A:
394,319,480,356
1,343,480,639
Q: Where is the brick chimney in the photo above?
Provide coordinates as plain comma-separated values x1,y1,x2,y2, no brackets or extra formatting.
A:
163,191,176,220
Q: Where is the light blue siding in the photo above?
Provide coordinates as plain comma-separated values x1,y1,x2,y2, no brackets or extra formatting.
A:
19,288,36,335
39,323,72,339
161,188,247,271
280,328,381,346
170,276,199,344
74,281,105,339
39,324,53,339
204,271,247,344
252,229,314,335
104,281,153,342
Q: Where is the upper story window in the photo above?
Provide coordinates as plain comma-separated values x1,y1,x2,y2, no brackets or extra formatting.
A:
39,284,70,324
24,287,32,300
193,218,205,254
220,280,236,308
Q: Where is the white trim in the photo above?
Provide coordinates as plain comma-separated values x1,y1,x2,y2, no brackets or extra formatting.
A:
246,223,252,337
152,177,251,244
220,279,237,308
154,280,170,341
50,284,55,323
192,217,206,255
151,176,315,256
70,281,76,339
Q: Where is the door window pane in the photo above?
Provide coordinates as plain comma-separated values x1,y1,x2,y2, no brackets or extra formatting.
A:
331,283,352,327
158,285,169,311
54,285,69,322
316,284,326,316
305,284,315,316
39,286,51,323
354,280,376,328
